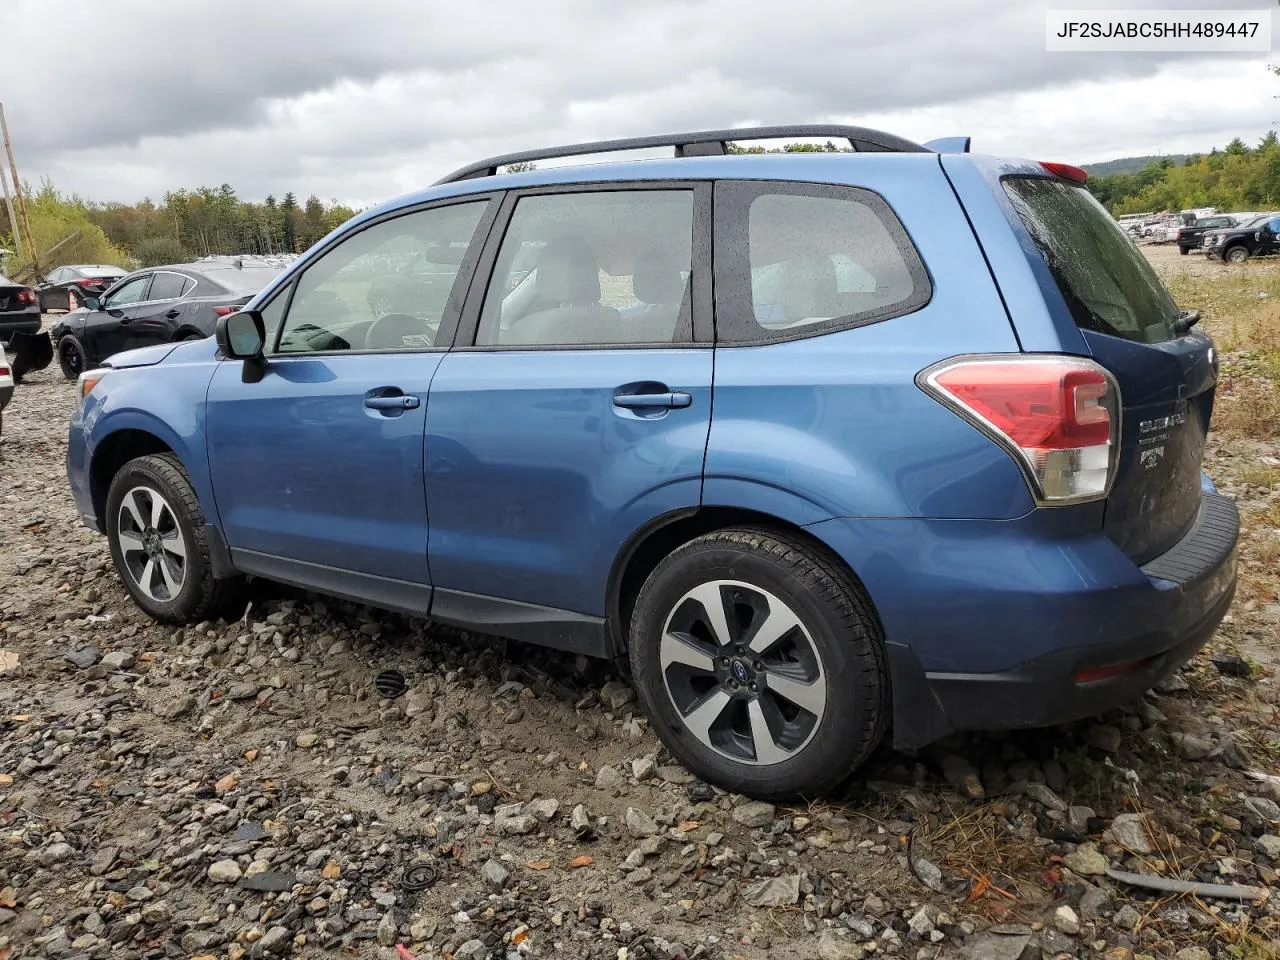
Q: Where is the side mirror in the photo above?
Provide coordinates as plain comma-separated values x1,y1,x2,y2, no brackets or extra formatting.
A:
215,309,268,383
83,296,101,311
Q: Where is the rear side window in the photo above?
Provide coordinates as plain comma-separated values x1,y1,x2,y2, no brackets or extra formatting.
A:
1003,177,1178,344
148,272,188,300
714,181,930,343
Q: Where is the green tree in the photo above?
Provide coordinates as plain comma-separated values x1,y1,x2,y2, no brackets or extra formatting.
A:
134,235,190,267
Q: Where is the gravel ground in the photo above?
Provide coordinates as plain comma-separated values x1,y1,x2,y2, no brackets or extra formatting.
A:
2,294,1279,960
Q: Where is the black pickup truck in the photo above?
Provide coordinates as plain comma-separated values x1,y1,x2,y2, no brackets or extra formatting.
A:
1175,215,1239,254
1203,213,1280,263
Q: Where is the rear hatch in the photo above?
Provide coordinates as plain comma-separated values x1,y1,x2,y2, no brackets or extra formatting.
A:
1002,176,1215,563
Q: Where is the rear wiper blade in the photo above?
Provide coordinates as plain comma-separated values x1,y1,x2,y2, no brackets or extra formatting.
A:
1174,309,1201,335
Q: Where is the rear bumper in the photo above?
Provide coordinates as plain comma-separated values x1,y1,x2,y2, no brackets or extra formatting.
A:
807,489,1239,750
0,310,41,340
0,383,12,410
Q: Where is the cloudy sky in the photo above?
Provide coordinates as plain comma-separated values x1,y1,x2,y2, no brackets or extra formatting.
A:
1,0,1276,208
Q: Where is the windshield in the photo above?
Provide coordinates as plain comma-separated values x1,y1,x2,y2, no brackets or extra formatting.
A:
1003,177,1179,344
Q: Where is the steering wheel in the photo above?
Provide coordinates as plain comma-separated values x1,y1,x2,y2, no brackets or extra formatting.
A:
364,313,438,350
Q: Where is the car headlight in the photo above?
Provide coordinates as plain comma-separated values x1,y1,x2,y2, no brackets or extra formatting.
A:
78,371,105,399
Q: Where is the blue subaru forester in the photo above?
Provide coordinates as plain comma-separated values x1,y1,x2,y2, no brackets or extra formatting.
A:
66,126,1238,799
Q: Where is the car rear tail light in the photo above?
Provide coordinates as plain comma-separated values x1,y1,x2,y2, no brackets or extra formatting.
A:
16,289,35,305
213,305,239,317
919,355,1120,504
1039,161,1088,184
80,278,105,287
1073,657,1151,684
0,365,9,378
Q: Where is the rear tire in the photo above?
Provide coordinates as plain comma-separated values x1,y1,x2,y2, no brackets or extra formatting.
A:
628,527,888,800
1226,245,1250,264
57,335,87,380
105,453,245,624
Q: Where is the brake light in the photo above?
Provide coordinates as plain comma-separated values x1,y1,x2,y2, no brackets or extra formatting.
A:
16,289,35,305
79,278,105,287
0,366,9,378
1040,161,1088,185
213,306,238,317
919,356,1119,504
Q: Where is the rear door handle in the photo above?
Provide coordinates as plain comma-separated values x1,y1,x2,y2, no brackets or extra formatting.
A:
365,395,420,410
613,391,692,410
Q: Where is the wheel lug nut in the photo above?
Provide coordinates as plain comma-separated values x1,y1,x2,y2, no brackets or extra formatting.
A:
749,683,758,693
728,680,739,690
753,661,763,671
720,657,730,667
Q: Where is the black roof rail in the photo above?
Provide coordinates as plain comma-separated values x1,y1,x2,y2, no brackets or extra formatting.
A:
434,124,930,184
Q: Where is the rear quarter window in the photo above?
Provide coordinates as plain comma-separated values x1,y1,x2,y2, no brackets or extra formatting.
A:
1003,176,1179,344
714,181,930,343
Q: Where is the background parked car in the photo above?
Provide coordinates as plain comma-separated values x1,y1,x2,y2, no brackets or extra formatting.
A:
35,264,127,311
1176,215,1239,254
1203,213,1280,262
0,273,41,346
50,255,291,379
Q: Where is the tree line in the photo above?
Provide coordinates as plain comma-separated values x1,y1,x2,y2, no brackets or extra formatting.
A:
0,181,360,278
1087,133,1280,215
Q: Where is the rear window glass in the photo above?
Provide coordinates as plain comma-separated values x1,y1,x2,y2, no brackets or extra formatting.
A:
200,266,288,296
714,181,931,344
78,266,124,278
1003,177,1178,344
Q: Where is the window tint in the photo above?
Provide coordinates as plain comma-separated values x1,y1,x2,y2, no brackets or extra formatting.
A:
104,275,151,307
148,272,188,301
714,182,929,343
276,201,488,354
476,190,694,347
45,267,67,283
258,283,291,349
747,193,917,332
1003,177,1177,344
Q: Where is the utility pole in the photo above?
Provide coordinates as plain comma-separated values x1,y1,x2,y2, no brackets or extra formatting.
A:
0,103,38,272
0,159,20,262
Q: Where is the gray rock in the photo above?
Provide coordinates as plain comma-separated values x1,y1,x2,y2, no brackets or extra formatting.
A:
227,681,259,701
601,680,635,710
1114,904,1142,932
455,938,488,960
494,803,537,836
844,914,876,938
207,859,243,883
742,874,801,907
627,866,653,885
527,798,559,821
139,901,170,924
625,806,658,838
1106,813,1154,854
154,694,195,719
39,842,74,865
377,911,398,946
1024,782,1067,812
259,926,292,954
1085,724,1122,753
907,905,936,937
1079,883,1111,919
240,871,295,892
1244,796,1280,823
940,755,984,799
732,800,776,828
100,650,135,670
632,756,656,781
1174,949,1212,960
64,648,100,669
1053,904,1080,936
570,804,591,832
1068,805,1096,832
1255,834,1280,860
1063,843,1108,876
817,932,866,960
481,858,510,889
595,765,625,790
1171,732,1213,760
1155,671,1190,693
963,930,1031,960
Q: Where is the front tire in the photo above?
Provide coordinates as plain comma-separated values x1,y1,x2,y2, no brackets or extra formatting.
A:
57,335,87,380
629,528,888,800
1226,245,1250,264
106,454,244,624
1179,246,1189,255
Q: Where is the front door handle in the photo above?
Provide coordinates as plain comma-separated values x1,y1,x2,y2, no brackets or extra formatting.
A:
365,394,420,411
165,309,180,319
613,391,692,410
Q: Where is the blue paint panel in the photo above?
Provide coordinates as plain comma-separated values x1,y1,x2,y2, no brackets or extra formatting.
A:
706,155,1032,523
426,349,712,615
205,353,442,583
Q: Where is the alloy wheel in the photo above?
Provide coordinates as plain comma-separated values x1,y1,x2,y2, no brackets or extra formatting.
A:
116,486,187,603
659,579,826,766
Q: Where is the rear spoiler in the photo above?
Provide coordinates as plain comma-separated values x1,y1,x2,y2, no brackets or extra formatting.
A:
924,136,971,154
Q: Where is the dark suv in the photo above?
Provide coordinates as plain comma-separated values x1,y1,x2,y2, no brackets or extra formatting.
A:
1204,214,1280,262
66,125,1237,799
1176,215,1237,255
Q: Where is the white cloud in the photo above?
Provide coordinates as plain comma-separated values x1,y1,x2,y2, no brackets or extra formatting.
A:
1,0,1275,206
